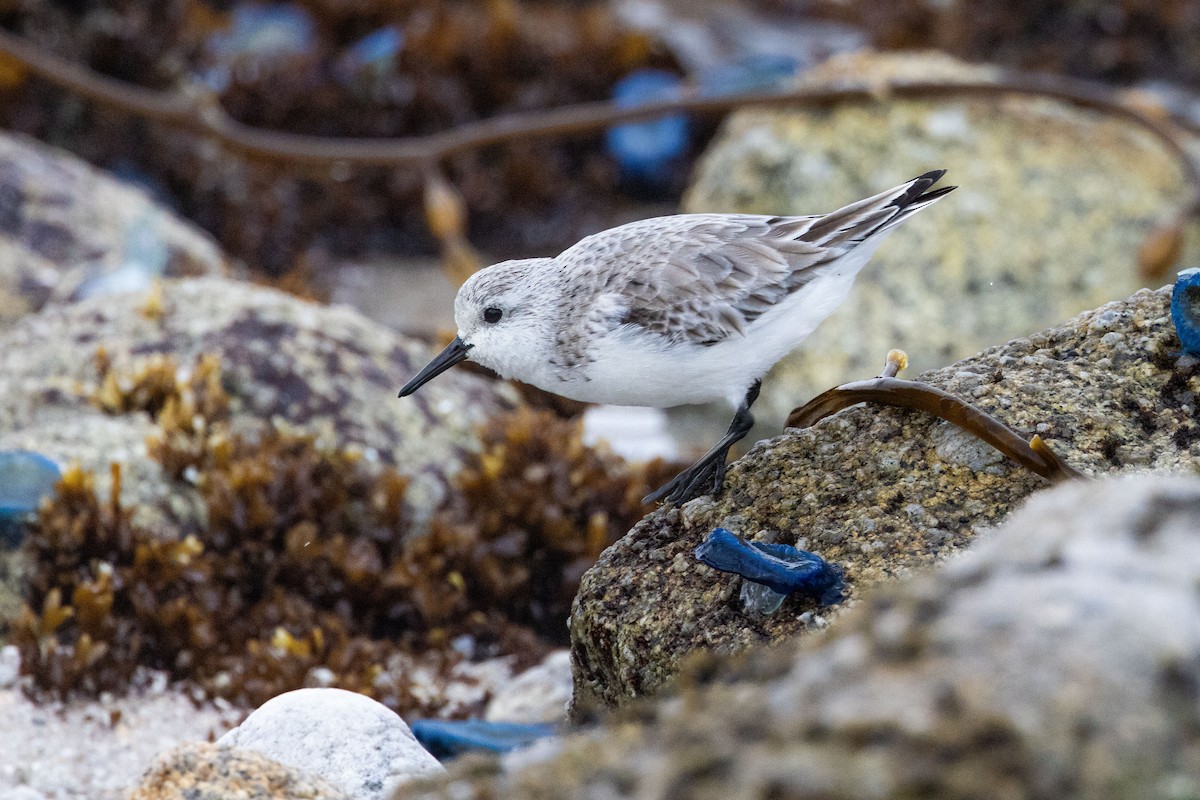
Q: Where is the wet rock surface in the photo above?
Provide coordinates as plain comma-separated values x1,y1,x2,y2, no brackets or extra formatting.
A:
0,134,225,329
681,50,1193,432
0,276,516,538
405,474,1200,800
570,286,1200,709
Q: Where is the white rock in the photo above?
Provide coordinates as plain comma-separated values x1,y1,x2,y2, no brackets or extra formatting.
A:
218,688,444,800
0,787,48,800
485,650,572,723
0,646,20,689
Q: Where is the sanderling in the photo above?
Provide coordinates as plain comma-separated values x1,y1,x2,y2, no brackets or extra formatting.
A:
400,170,954,504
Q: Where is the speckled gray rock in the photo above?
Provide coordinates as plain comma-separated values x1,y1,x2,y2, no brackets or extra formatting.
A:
127,742,350,800
402,474,1200,800
0,133,225,329
680,50,1195,433
0,276,517,537
570,286,1199,710
219,689,444,799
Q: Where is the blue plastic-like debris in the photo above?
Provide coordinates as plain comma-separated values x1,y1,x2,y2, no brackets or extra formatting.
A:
75,210,170,300
695,528,845,613
1172,267,1200,356
410,719,557,761
217,3,316,59
0,450,61,546
337,26,404,77
605,70,689,185
204,3,317,90
0,450,61,519
697,54,799,97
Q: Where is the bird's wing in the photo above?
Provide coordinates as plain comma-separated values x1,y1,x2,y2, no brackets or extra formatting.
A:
589,214,831,346
576,170,952,347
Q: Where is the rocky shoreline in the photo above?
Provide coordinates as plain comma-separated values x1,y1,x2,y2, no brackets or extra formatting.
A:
1,47,1198,800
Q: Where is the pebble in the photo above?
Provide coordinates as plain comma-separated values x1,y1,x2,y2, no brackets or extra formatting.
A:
485,651,572,724
217,688,444,800
0,647,19,690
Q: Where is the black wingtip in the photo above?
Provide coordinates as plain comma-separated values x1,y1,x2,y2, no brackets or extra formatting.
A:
917,184,957,203
891,169,952,209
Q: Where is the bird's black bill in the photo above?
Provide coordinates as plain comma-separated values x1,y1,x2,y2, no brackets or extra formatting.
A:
398,337,473,397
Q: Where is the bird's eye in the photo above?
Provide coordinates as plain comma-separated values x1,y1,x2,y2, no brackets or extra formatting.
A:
483,307,503,324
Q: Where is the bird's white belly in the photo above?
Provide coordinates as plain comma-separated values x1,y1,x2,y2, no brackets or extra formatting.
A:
566,337,759,407
542,265,869,408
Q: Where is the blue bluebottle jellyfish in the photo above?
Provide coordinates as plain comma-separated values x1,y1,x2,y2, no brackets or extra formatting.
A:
203,3,318,91
410,719,557,761
694,527,844,614
335,26,404,89
696,54,799,97
0,450,61,545
1172,267,1200,356
605,70,689,187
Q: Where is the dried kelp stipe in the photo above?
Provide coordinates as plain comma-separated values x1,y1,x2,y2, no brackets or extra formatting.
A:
694,528,845,615
1172,267,1200,356
786,350,1086,484
0,8,679,272
424,168,483,287
2,21,1196,277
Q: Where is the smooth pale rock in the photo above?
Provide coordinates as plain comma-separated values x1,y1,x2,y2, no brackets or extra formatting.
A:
0,276,516,536
218,688,444,799
0,133,225,329
485,651,572,723
679,50,1195,433
570,286,1200,710
127,742,349,800
403,474,1200,800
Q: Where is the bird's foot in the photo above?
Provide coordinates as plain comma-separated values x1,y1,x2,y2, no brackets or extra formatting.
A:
644,452,728,506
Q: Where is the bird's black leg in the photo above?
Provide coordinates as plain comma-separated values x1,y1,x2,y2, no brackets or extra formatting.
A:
644,380,761,505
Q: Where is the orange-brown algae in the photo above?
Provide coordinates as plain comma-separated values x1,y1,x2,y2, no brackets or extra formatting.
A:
16,355,680,716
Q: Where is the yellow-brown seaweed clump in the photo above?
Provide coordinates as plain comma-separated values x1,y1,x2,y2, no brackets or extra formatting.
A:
14,353,678,715
420,406,680,640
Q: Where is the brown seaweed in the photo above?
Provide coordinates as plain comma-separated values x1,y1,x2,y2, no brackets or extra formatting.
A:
786,350,1086,485
15,353,678,714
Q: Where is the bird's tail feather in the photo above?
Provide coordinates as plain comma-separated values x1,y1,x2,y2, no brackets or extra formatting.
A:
802,169,955,248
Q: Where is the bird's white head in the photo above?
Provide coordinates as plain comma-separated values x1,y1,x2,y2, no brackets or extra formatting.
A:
398,257,557,396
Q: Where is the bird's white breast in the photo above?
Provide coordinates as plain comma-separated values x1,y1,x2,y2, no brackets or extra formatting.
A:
539,249,874,408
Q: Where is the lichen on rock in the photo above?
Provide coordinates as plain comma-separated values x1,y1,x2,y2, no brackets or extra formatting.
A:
407,474,1200,800
0,276,514,533
128,742,351,800
570,286,1200,711
5,312,676,716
